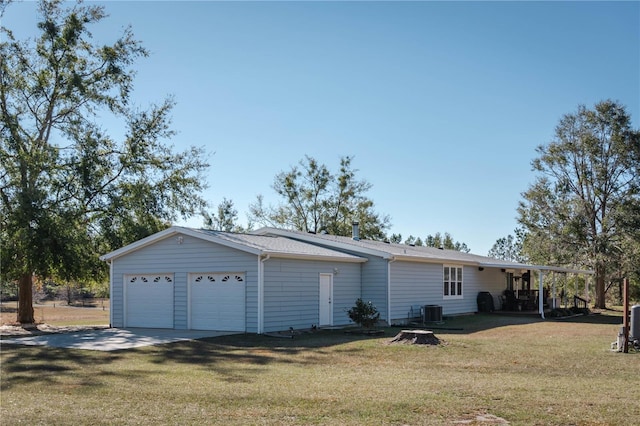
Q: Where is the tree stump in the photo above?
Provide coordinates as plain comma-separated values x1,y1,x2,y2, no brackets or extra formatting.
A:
389,329,440,345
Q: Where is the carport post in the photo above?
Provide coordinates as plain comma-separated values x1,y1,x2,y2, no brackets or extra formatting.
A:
538,270,545,319
552,272,557,309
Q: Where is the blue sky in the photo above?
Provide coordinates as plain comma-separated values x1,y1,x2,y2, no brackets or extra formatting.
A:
4,1,639,255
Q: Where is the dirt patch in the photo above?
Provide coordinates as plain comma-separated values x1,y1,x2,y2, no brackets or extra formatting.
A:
452,413,510,424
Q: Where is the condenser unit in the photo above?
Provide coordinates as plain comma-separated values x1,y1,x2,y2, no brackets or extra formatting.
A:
422,305,443,323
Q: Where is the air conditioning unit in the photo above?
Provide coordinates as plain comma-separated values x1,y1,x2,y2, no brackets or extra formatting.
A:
423,305,442,323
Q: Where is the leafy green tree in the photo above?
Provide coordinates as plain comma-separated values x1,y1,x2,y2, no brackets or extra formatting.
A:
518,100,639,308
0,0,208,323
425,232,470,253
203,198,245,232
488,231,525,262
249,155,390,240
389,233,403,244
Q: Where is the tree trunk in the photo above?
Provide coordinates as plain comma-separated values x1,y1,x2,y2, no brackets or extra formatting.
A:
17,273,35,324
594,263,606,309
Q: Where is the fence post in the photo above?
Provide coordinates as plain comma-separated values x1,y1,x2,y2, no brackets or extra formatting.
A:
623,278,629,354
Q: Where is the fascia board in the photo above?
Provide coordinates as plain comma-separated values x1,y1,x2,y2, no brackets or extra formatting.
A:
478,261,594,275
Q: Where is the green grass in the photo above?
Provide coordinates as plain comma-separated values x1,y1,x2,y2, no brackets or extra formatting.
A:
1,312,638,425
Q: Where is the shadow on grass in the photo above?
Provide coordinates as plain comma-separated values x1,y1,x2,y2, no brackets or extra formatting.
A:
0,344,123,391
144,330,375,367
418,310,626,334
550,312,624,325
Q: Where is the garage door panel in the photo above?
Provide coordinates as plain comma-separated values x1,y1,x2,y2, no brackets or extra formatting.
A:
190,273,245,331
126,274,174,328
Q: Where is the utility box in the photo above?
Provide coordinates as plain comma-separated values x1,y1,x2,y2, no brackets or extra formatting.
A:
631,305,640,340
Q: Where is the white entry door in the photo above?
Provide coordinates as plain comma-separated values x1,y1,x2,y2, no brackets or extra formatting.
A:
319,273,333,326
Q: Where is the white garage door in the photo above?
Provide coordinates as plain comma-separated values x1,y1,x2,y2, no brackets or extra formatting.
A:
125,274,174,328
189,273,245,331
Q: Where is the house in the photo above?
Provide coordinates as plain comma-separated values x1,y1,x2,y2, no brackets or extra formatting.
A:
101,224,593,333
100,227,367,333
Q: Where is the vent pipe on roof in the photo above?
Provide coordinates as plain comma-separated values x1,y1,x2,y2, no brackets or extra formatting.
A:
352,221,360,241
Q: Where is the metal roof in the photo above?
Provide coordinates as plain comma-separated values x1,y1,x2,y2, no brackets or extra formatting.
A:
252,227,594,274
100,226,367,263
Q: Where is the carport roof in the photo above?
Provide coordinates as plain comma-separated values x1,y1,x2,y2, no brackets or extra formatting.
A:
100,226,367,263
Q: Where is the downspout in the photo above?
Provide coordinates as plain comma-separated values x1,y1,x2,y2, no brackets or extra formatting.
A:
258,254,270,334
538,269,545,319
387,257,396,326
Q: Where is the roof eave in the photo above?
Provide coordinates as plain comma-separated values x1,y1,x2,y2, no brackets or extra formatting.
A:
478,261,594,275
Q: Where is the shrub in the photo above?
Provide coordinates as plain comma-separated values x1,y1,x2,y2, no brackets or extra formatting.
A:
347,298,380,329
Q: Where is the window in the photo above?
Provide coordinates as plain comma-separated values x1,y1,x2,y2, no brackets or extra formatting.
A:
443,266,463,299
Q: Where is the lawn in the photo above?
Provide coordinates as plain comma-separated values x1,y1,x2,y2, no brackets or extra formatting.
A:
1,300,110,326
1,311,638,425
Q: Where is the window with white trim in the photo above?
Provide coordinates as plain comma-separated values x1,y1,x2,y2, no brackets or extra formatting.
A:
443,266,463,299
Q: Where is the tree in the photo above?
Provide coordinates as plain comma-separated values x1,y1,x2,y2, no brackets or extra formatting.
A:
203,198,245,232
347,298,380,329
488,230,525,262
402,235,427,246
388,233,403,244
425,232,470,253
0,0,208,323
518,101,639,308
249,155,390,239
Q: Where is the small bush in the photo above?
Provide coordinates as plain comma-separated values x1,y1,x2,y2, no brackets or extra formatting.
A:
347,298,380,329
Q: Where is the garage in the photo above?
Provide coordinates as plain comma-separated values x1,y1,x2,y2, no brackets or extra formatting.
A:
189,272,246,331
125,274,174,328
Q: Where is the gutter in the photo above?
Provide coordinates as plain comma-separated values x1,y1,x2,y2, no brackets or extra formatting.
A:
387,256,396,326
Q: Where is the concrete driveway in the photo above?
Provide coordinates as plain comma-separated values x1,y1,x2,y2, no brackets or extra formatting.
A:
1,328,238,351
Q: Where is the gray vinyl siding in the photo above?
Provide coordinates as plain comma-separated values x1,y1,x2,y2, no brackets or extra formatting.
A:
389,261,442,324
110,234,258,331
360,256,389,322
262,259,361,332
438,266,504,314
110,262,124,327
389,262,510,322
462,266,507,312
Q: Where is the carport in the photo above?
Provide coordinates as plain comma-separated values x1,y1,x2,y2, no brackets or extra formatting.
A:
478,260,595,318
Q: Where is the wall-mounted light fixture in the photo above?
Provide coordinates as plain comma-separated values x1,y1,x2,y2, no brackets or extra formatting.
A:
478,267,484,271
177,236,184,244
333,267,339,275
